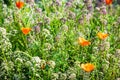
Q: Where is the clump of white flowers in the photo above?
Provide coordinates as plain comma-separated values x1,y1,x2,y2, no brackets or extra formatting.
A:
115,49,120,57
47,60,56,68
59,72,67,80
51,73,59,80
98,41,110,51
44,43,52,51
68,73,76,80
32,56,41,64
0,27,12,52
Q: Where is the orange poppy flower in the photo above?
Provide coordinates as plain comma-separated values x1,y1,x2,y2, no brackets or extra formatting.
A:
97,32,108,40
16,1,24,9
105,0,112,5
78,37,91,46
81,63,95,72
21,27,31,35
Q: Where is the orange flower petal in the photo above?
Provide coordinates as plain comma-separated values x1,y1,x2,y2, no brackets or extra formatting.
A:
81,63,95,72
21,27,31,35
16,1,24,9
97,32,108,40
78,37,91,46
105,0,112,5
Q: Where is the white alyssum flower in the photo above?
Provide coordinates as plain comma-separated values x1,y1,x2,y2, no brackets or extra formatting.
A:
61,25,69,32
47,60,56,68
44,43,52,50
31,56,41,64
68,73,76,80
59,73,67,80
51,73,59,80
0,27,12,52
0,27,7,36
115,49,120,57
74,61,80,67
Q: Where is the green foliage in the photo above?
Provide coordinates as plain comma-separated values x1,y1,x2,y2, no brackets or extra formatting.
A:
3,0,12,6
0,0,120,80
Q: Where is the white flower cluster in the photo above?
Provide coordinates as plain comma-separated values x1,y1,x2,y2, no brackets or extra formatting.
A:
51,72,77,80
0,27,12,52
31,56,56,69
